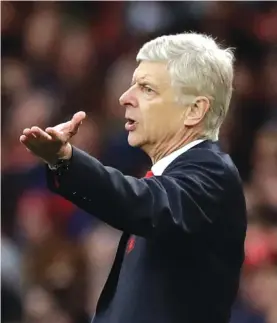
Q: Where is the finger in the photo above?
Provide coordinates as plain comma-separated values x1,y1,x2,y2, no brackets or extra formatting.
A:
23,128,36,139
73,111,86,124
70,111,86,134
31,126,52,141
20,135,27,143
20,135,36,151
19,139,32,153
23,128,30,135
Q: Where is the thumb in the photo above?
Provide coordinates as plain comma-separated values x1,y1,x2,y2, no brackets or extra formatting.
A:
69,111,86,136
72,111,86,128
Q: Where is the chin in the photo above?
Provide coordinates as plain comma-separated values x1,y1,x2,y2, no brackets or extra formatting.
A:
127,132,143,147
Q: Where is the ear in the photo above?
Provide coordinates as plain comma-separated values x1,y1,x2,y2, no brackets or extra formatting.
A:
183,96,210,126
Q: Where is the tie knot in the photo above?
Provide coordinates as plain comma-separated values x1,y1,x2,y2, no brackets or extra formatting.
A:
145,170,154,178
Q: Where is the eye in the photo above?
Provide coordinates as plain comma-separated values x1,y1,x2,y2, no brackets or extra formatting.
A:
140,84,154,94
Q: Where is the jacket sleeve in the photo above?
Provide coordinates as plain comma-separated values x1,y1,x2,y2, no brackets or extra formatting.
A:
46,146,229,237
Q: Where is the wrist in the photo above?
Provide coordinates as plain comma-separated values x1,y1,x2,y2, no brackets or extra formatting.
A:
58,143,72,160
47,143,72,166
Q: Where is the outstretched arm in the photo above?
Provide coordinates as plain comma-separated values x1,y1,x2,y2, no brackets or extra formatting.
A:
47,146,227,238
19,111,228,238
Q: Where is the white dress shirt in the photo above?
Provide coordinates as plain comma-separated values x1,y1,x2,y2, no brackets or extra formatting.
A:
151,139,205,176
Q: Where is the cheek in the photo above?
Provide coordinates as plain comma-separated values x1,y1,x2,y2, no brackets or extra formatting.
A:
145,105,177,130
140,105,158,130
138,95,179,137
141,110,168,139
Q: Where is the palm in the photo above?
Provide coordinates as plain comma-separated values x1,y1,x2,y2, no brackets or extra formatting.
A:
20,111,86,163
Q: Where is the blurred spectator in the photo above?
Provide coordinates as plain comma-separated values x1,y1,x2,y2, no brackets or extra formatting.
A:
244,206,277,269
16,190,90,322
2,89,59,171
82,225,121,314
23,3,61,63
245,121,277,211
1,235,22,322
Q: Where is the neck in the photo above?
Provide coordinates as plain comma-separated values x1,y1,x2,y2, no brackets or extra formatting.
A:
146,129,201,165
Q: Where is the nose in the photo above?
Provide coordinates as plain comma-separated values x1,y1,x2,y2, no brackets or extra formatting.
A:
119,87,138,108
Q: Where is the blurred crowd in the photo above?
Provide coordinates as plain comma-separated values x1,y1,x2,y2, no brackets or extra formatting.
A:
1,2,277,323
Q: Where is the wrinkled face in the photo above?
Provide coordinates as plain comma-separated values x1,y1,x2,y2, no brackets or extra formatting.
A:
119,61,186,151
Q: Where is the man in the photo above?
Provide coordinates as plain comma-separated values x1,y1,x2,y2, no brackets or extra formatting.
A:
20,32,247,323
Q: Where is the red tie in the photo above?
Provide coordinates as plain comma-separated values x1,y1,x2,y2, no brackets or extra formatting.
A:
145,170,154,178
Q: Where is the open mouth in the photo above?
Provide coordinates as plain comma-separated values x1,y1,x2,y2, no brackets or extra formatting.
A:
126,118,135,125
125,118,137,131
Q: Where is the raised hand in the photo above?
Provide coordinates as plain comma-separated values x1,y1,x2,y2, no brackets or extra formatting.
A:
20,111,86,164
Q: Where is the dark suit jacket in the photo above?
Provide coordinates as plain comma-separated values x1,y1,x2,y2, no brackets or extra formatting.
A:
46,140,247,323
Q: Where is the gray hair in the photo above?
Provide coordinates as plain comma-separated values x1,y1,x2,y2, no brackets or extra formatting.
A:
136,32,235,140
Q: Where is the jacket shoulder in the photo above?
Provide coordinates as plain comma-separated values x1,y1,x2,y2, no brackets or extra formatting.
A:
164,143,242,185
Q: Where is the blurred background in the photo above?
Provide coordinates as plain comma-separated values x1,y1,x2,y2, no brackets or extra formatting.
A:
1,1,277,323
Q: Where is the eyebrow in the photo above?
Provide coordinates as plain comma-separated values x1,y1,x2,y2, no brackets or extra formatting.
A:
131,75,146,85
131,75,158,89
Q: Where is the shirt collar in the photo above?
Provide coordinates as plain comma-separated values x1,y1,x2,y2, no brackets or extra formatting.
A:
151,139,205,176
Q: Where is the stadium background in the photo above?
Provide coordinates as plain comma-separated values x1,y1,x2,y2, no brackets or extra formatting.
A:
1,2,277,323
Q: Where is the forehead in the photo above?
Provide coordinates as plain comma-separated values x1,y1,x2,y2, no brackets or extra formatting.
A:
133,61,171,87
